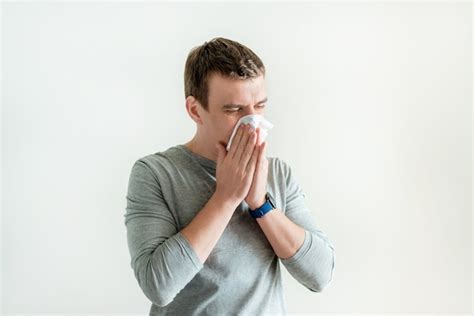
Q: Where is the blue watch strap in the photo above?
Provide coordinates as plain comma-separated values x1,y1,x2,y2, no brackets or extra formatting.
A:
248,194,276,218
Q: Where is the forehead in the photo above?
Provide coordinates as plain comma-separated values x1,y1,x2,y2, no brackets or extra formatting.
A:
207,72,266,106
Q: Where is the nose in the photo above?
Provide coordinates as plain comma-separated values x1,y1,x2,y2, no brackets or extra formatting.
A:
242,105,264,117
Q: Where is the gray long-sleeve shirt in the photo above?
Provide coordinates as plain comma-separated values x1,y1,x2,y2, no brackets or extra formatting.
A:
124,144,335,315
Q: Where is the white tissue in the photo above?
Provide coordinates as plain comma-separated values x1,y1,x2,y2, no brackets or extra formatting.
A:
226,114,274,151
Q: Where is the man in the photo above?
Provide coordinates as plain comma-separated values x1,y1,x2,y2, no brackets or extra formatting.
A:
124,37,335,315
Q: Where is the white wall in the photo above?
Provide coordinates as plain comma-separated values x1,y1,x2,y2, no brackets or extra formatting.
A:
2,1,472,314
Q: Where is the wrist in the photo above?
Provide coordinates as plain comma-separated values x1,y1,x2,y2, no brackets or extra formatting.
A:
248,196,266,211
212,191,241,210
248,193,276,219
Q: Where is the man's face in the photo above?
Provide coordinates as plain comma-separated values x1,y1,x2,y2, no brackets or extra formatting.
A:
201,72,267,148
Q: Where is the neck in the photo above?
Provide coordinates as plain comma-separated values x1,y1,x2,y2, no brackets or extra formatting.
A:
184,136,218,162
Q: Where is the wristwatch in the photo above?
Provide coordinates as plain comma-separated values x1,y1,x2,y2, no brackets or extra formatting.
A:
248,193,276,218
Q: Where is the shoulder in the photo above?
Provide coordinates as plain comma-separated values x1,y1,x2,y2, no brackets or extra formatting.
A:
268,156,292,178
132,145,183,172
267,156,297,195
128,145,186,184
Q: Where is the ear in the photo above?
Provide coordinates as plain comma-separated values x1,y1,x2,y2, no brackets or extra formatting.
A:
185,96,204,125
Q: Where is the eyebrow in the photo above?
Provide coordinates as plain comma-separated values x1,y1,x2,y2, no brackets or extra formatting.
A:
222,97,268,109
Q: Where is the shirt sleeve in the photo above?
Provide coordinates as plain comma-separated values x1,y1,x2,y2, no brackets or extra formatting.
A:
277,158,336,293
124,159,204,307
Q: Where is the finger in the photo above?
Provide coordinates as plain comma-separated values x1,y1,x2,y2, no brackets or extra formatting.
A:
235,124,255,162
245,138,260,173
215,142,226,166
256,141,267,169
256,127,266,158
255,126,261,146
228,124,246,159
239,127,257,166
234,124,252,160
260,141,266,158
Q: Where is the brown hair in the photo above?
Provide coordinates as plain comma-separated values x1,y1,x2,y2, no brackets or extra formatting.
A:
184,37,266,112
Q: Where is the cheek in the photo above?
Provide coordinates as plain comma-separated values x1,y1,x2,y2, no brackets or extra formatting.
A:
221,120,239,143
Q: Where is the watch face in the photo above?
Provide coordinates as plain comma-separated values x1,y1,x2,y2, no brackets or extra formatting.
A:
266,193,276,208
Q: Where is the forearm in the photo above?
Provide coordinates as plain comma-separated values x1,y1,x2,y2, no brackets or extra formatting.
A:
255,208,335,292
255,208,306,259
180,193,240,264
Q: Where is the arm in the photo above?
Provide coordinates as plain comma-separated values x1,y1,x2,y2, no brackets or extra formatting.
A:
180,193,240,264
124,160,238,307
258,159,336,293
254,208,306,259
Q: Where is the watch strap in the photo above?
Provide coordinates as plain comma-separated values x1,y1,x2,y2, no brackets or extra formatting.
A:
248,193,276,218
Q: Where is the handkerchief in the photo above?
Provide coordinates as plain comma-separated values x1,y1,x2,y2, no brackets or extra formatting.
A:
226,114,274,151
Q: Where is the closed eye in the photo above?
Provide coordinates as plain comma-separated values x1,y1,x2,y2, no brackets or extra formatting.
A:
225,105,266,113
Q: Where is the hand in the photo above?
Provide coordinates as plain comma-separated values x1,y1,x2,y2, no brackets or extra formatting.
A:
214,123,259,206
245,127,269,210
